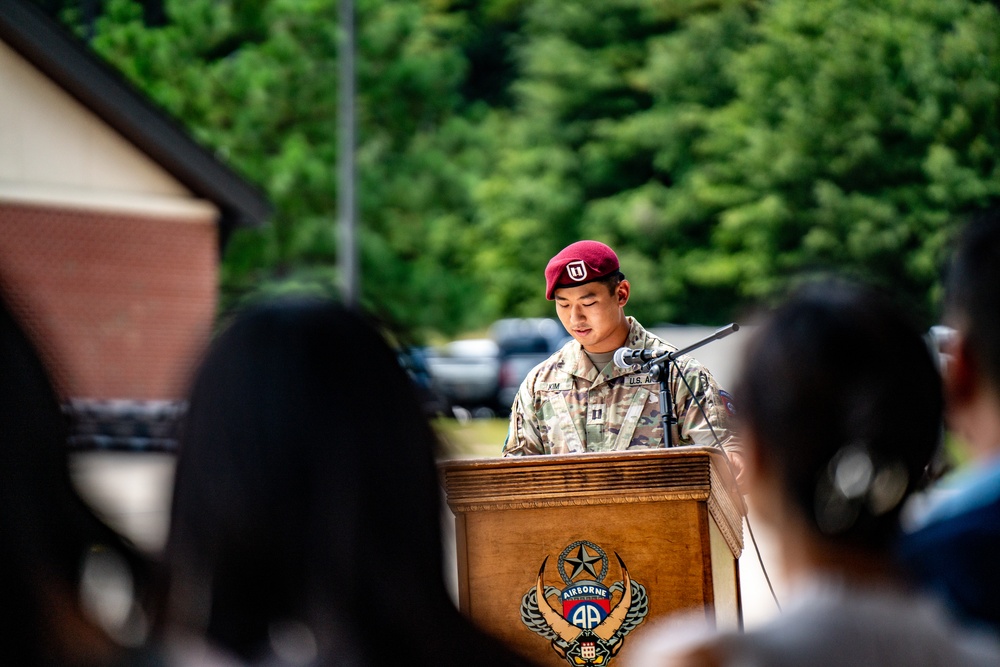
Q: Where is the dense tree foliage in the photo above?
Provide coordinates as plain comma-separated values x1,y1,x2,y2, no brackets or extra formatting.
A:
43,0,1000,337
677,0,1000,322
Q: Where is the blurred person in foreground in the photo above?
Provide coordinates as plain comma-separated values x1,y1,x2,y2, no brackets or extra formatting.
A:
626,280,1000,667
897,211,1000,635
0,293,150,666
160,297,536,666
503,240,743,482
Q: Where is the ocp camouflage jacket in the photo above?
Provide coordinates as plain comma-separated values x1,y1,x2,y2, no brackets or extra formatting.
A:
503,317,740,457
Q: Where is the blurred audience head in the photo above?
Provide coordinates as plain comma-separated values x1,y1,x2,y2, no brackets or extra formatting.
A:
942,209,1000,408
165,296,528,665
0,293,146,666
735,279,942,551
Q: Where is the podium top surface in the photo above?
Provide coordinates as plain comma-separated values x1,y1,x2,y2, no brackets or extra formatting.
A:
439,446,745,556
441,444,731,471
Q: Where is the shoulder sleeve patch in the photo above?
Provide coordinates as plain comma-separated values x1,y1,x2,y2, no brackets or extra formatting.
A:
719,389,737,416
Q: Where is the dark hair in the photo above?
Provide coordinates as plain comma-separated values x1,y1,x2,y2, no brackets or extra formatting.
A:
945,209,1000,395
167,297,531,666
594,271,626,295
0,293,146,663
735,280,942,548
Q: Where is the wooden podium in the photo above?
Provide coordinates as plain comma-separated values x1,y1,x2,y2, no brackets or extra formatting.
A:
440,447,745,667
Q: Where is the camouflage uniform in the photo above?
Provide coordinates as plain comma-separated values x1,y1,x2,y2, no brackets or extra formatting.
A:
503,317,739,456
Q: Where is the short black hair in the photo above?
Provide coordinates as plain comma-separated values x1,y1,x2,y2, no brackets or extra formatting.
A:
594,271,626,295
945,209,1000,394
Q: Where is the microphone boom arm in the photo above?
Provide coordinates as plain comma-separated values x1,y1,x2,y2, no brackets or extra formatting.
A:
646,323,740,369
648,323,740,448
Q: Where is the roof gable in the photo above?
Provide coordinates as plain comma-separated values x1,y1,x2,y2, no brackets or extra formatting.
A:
0,0,271,232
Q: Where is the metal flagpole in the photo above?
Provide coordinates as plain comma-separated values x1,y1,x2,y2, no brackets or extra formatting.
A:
337,0,359,306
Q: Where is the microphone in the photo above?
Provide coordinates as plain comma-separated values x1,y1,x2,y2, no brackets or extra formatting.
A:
613,347,659,368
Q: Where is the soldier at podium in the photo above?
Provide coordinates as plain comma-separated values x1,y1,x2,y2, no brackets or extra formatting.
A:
502,240,744,482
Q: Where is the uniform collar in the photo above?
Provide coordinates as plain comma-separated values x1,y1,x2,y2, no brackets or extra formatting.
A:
623,316,649,349
563,317,648,383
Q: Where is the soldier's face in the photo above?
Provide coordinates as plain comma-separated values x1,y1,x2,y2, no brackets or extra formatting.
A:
554,280,630,353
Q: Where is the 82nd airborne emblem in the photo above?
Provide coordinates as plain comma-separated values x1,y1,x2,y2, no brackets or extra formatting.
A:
520,541,649,665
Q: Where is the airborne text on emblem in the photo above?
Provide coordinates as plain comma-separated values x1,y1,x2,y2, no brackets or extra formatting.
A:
520,540,649,666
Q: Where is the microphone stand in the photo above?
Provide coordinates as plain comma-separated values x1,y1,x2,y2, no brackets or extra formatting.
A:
643,323,740,447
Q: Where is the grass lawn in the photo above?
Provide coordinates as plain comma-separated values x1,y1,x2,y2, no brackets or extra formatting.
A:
434,417,508,459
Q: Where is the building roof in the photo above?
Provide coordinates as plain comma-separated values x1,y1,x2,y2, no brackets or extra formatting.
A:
0,0,272,235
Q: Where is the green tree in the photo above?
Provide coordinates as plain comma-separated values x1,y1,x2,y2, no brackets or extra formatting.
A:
55,0,1000,336
470,0,757,324
84,0,494,337
668,0,1000,323
473,0,1000,327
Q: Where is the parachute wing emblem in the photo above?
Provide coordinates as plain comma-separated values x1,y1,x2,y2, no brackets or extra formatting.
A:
520,544,650,665
520,585,565,641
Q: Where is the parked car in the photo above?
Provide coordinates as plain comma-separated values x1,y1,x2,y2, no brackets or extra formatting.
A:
426,319,570,417
492,318,570,414
424,338,501,413
397,346,451,418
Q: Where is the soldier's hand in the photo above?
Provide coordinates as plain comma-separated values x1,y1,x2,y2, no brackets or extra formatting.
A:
727,451,746,491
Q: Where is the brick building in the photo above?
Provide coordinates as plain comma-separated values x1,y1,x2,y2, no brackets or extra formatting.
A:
0,0,271,448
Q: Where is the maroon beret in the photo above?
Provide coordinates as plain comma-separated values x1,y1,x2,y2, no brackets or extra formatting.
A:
544,240,620,300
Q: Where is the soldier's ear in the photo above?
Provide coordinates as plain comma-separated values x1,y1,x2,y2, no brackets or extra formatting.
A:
616,280,630,307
